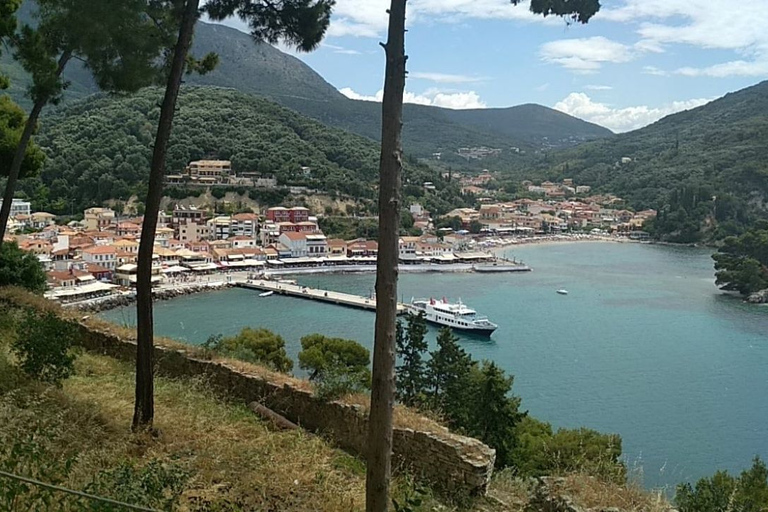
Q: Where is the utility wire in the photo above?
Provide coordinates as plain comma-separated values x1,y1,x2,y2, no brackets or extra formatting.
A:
0,470,161,512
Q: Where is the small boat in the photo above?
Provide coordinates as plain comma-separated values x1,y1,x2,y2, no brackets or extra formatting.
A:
259,291,274,297
407,297,498,336
556,289,569,295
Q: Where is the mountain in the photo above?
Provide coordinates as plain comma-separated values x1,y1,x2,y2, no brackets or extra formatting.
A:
2,5,611,160
16,87,464,215
547,80,768,241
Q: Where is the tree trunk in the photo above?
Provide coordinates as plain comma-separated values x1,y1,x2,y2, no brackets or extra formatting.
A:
365,0,407,510
0,51,71,245
132,0,199,432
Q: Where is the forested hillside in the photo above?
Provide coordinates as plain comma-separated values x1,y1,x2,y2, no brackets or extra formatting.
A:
544,81,768,242
16,87,464,215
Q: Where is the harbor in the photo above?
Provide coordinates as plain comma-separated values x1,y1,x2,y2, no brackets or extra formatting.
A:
236,279,408,314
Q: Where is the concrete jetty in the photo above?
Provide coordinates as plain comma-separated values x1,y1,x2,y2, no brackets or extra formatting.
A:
237,280,407,314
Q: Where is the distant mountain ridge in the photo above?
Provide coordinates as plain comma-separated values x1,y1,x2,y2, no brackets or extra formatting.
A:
3,3,613,161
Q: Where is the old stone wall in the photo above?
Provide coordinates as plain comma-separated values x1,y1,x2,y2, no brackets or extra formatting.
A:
73,322,495,495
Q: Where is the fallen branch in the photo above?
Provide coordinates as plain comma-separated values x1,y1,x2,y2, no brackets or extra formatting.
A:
247,401,299,430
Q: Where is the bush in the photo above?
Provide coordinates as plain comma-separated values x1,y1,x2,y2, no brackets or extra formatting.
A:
676,457,768,512
11,310,77,387
298,334,370,399
85,460,190,512
511,416,626,482
208,328,293,372
0,242,47,293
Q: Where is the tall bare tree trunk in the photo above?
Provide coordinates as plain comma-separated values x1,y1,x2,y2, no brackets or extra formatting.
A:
365,0,407,510
0,51,71,244
132,0,199,432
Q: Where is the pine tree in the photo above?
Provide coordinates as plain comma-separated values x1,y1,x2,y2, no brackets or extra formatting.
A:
395,313,428,407
467,361,526,468
427,327,473,421
0,0,175,243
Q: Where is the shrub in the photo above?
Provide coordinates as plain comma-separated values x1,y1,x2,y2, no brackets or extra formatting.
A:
210,328,293,372
0,242,47,293
511,416,626,482
85,460,190,512
298,334,370,399
11,310,77,387
676,457,768,512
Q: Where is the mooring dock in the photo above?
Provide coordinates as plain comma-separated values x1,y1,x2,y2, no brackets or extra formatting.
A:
236,280,407,314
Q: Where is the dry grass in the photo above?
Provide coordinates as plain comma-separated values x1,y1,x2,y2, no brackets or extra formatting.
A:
557,473,671,512
487,470,672,512
65,353,368,510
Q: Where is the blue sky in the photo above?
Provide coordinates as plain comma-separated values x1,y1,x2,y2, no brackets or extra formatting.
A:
215,0,768,132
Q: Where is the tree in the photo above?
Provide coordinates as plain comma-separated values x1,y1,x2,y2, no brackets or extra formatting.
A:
298,333,370,381
0,2,44,185
210,327,293,372
298,334,370,399
365,1,600,508
0,0,175,242
676,457,768,512
713,223,768,295
133,0,333,432
426,327,473,419
395,313,428,407
0,241,46,293
466,361,525,468
365,0,407,508
12,309,77,386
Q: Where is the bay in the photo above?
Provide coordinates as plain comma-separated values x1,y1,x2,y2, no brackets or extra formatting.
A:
102,242,768,490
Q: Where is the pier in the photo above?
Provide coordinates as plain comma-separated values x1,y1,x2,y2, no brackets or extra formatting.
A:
236,280,407,314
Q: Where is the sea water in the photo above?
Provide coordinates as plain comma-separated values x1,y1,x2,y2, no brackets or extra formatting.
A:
102,242,768,489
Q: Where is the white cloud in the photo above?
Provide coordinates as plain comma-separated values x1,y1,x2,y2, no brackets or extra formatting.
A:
642,66,668,76
585,85,612,91
321,43,362,55
339,87,486,109
410,72,487,84
539,37,634,73
554,92,711,133
601,0,768,78
676,60,768,78
327,0,556,38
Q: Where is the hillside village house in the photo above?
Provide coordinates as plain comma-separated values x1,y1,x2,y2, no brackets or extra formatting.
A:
266,206,309,223
186,160,232,184
82,245,117,270
0,198,31,219
83,207,116,231
179,221,210,243
172,205,207,226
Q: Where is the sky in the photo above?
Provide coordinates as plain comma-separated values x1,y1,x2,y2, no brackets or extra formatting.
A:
213,0,768,133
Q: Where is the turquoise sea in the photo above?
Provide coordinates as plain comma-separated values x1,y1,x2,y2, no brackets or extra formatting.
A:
102,242,768,489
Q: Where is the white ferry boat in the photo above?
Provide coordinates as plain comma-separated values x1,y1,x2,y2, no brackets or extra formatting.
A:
407,297,498,336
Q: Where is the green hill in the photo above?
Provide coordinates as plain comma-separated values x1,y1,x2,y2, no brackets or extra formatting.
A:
546,80,768,241
17,87,465,215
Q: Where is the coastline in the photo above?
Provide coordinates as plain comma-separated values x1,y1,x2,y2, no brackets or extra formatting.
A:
68,235,643,314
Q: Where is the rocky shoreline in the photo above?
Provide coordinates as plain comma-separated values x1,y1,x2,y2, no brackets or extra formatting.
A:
70,282,233,313
747,289,768,304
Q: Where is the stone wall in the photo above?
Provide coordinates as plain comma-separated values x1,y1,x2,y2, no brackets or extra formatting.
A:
73,322,496,495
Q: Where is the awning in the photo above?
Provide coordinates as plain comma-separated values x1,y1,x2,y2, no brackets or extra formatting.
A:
129,274,163,283
186,263,218,271
266,259,284,266
45,281,118,299
161,265,189,273
116,263,138,272
76,274,96,282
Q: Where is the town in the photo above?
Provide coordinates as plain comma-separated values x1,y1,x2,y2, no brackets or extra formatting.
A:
1,160,656,305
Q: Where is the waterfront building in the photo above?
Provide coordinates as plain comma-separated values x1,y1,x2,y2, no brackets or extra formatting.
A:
82,245,117,270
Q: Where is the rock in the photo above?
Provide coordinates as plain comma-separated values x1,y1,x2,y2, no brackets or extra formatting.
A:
747,289,768,304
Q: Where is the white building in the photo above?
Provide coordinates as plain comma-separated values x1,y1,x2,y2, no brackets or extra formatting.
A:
81,245,117,270
0,198,31,219
279,231,308,258
305,233,328,256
